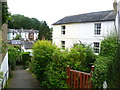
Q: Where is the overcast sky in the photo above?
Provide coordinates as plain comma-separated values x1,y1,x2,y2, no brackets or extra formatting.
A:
7,0,119,27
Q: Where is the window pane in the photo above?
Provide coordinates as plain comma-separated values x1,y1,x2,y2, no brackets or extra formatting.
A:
94,42,100,53
94,23,101,35
61,26,65,35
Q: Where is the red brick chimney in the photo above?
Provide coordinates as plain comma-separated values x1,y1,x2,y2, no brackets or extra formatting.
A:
113,0,117,14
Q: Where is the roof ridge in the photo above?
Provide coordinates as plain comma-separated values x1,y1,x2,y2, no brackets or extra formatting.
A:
66,10,113,17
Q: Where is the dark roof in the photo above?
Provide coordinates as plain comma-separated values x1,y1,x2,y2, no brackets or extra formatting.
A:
53,10,116,25
22,41,34,49
11,40,22,45
8,29,39,33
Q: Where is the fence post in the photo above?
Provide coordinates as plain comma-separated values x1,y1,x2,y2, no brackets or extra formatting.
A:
90,65,95,88
66,67,70,87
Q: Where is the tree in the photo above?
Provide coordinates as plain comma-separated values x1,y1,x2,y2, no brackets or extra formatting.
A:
38,21,52,40
2,2,10,24
8,14,33,29
8,14,52,40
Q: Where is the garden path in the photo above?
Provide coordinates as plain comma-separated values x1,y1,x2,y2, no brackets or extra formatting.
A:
7,65,41,88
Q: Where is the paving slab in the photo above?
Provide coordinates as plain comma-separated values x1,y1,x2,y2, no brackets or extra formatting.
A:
7,65,41,88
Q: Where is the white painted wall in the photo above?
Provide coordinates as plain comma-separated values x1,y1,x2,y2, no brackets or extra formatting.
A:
53,21,115,49
21,45,33,52
0,52,9,88
8,30,39,41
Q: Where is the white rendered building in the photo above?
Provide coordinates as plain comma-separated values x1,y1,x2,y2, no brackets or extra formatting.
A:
53,10,116,53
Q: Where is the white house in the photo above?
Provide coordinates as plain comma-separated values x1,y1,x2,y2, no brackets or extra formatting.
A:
8,29,39,41
21,41,34,52
52,10,116,53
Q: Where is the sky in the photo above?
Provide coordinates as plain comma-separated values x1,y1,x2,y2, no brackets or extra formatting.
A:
7,0,119,27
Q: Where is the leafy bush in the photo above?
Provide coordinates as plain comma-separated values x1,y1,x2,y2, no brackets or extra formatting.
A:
8,46,21,70
92,56,114,88
42,49,68,88
30,40,57,82
99,33,118,57
72,45,96,72
21,52,30,69
38,44,96,88
92,32,120,88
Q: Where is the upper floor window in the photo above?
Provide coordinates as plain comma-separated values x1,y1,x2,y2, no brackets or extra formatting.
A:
94,42,100,53
61,26,65,35
94,23,101,35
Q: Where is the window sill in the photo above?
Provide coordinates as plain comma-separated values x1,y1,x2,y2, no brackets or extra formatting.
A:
94,35,102,37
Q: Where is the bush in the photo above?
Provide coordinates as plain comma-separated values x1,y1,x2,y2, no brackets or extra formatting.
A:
72,45,96,72
92,32,120,88
30,40,96,88
42,49,68,88
21,52,30,69
92,56,114,88
30,40,57,83
8,46,21,70
41,44,96,88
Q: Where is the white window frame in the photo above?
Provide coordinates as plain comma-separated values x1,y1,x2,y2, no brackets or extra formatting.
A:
94,42,100,53
94,23,101,35
61,26,65,35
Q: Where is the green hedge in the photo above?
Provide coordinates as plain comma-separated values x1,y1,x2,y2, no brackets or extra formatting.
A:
30,40,96,88
8,46,21,70
21,52,30,69
30,40,57,82
92,32,120,88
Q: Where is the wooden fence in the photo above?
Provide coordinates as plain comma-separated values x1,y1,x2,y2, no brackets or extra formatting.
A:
66,66,95,88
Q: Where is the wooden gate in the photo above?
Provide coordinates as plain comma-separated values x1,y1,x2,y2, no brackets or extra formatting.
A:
66,66,94,88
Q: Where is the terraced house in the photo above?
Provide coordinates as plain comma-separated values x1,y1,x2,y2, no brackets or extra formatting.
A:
53,8,116,54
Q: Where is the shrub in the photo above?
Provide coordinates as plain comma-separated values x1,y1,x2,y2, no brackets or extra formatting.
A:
41,44,96,88
30,40,57,83
92,56,114,88
8,46,21,70
92,32,120,88
21,52,30,69
42,49,68,88
31,40,96,88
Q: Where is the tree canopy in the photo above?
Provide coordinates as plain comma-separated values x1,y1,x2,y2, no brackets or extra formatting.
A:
2,2,10,24
8,14,52,40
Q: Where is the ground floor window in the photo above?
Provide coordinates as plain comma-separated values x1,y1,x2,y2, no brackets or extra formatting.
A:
61,41,65,49
94,42,100,53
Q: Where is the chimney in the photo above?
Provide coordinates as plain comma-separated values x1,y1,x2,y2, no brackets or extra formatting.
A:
113,0,117,14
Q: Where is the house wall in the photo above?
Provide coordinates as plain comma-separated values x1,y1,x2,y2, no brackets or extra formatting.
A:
0,52,9,88
8,29,39,41
53,21,115,49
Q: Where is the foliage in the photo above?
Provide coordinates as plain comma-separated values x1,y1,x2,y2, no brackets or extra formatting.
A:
13,34,22,40
99,32,118,57
92,32,120,88
92,56,114,88
21,52,30,69
8,14,52,40
38,21,52,40
30,41,96,88
72,45,96,72
30,40,57,83
2,2,10,24
8,46,21,70
41,49,68,88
